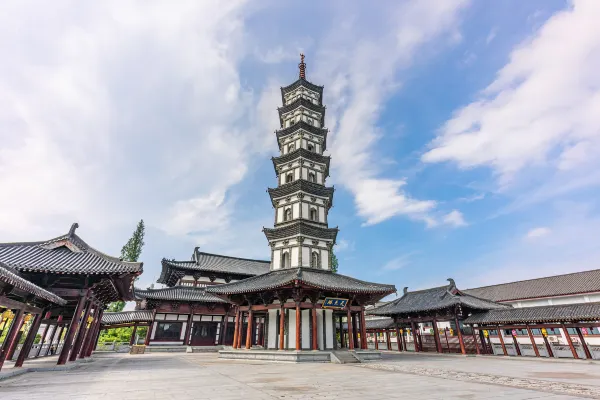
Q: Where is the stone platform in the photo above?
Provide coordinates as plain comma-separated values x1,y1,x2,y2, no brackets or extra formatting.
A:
218,349,381,363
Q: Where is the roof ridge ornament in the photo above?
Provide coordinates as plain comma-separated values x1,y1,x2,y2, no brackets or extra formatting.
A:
68,222,79,238
299,53,306,79
403,287,408,295
194,246,200,264
445,278,457,297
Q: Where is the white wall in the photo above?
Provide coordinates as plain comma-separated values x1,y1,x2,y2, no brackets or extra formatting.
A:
325,310,334,349
268,310,278,349
316,309,324,350
288,309,296,349
302,310,311,349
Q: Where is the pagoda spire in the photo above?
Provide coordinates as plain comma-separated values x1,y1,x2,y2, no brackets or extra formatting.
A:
299,53,306,79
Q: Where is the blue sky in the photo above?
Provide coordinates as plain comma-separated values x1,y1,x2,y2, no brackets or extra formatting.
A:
1,0,599,297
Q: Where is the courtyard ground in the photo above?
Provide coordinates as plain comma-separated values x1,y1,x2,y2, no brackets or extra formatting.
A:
0,352,599,400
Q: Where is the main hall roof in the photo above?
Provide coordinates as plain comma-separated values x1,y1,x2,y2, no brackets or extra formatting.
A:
0,261,67,305
463,302,600,325
101,310,153,325
463,269,600,302
0,223,143,275
369,280,509,317
206,267,396,296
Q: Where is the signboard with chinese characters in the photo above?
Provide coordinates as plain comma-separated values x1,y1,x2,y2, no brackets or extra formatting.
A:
322,297,348,309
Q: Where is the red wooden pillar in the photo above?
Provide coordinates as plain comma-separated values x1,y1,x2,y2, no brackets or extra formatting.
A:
295,304,301,350
245,309,253,349
36,312,52,357
15,313,42,367
338,316,344,348
86,310,102,357
257,320,264,347
360,309,368,350
444,327,450,351
561,324,579,359
69,299,93,362
396,327,403,351
221,314,230,345
346,309,354,350
541,330,554,357
351,313,359,349
129,323,139,346
525,325,540,357
55,324,67,356
432,319,443,353
576,327,592,359
144,324,153,346
410,322,419,352
312,307,318,350
497,326,508,356
374,332,379,350
232,309,240,349
79,305,99,359
471,328,481,355
385,330,391,350
44,323,59,356
58,293,87,365
511,331,521,356
454,316,466,354
2,311,25,366
183,313,193,346
279,306,285,350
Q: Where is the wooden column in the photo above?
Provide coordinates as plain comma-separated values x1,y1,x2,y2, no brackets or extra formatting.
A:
221,314,230,345
561,324,579,359
0,309,24,370
541,331,554,357
35,325,50,358
454,316,466,354
79,305,98,359
385,330,391,350
576,327,592,359
338,316,344,348
511,332,521,356
352,313,359,349
144,323,153,346
525,325,540,357
396,327,403,351
232,309,240,349
311,307,318,350
14,313,42,368
497,326,508,356
444,328,450,351
471,328,481,355
245,309,253,349
54,324,67,355
86,310,103,357
295,304,301,350
257,320,263,347
410,322,419,352
58,294,87,365
69,299,93,362
360,308,368,350
374,332,379,350
279,306,285,350
402,329,407,352
346,309,354,350
183,314,193,346
129,323,139,346
432,319,443,353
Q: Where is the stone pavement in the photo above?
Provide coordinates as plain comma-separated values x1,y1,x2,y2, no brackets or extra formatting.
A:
0,352,597,400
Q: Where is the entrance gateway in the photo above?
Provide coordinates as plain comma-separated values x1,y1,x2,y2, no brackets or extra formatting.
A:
205,55,396,362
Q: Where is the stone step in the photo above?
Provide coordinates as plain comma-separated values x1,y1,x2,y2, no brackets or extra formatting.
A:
331,351,360,364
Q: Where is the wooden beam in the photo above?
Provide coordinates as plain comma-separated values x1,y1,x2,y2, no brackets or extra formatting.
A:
69,299,92,362
0,296,42,314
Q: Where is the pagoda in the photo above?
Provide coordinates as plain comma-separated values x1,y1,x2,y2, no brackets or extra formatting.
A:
206,55,396,360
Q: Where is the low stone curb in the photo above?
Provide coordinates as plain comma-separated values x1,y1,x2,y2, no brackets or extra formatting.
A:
0,357,92,382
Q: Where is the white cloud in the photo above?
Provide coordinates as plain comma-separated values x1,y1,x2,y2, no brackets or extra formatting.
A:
442,210,467,227
314,0,470,226
381,255,411,271
525,226,551,239
423,0,600,192
335,239,354,253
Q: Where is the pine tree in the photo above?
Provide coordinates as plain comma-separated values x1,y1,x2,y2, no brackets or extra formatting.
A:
106,220,145,313
331,252,339,273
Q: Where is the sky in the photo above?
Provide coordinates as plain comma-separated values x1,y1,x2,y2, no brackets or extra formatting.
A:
1,0,600,298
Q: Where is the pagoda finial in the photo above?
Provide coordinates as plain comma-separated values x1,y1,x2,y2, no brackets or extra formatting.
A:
299,53,306,79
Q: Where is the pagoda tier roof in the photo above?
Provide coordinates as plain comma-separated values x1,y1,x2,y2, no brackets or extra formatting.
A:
133,286,228,303
158,251,270,286
101,310,153,326
276,122,328,150
206,267,396,296
267,180,334,207
463,302,600,325
369,279,509,317
0,261,67,305
272,148,331,176
0,223,143,275
278,98,326,127
281,78,324,100
263,221,338,242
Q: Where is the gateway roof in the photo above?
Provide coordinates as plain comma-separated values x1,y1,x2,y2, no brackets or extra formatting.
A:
134,286,228,303
0,261,66,305
102,310,154,325
463,302,600,325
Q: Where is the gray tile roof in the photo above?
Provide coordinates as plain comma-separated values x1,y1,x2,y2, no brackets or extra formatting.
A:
158,251,270,285
272,148,331,177
206,267,396,296
276,122,328,151
101,310,154,325
280,79,324,107
0,223,143,275
278,97,326,126
463,302,600,325
343,318,396,331
0,261,67,305
134,286,228,303
463,269,600,302
268,180,334,207
369,280,509,317
263,221,338,242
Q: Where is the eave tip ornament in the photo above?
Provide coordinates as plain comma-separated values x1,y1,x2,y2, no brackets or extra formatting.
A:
299,53,306,79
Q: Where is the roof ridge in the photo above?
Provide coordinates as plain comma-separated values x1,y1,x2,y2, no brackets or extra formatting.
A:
465,268,600,291
195,251,271,264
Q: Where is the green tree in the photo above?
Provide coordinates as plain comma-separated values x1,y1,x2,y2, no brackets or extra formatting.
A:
107,219,145,313
331,252,339,273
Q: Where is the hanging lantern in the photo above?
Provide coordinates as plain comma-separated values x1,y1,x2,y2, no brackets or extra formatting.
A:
449,328,454,336
483,330,489,337
511,329,517,336
581,328,589,335
541,328,548,337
